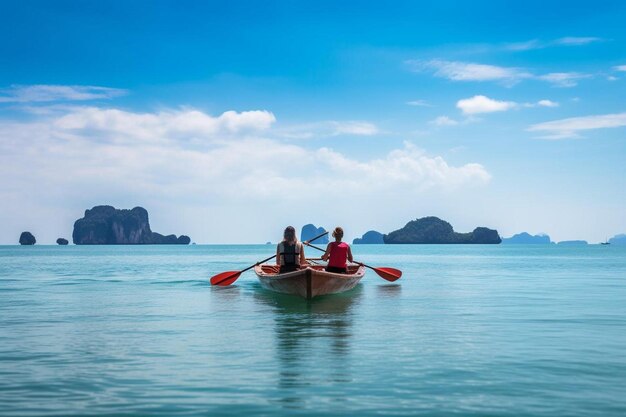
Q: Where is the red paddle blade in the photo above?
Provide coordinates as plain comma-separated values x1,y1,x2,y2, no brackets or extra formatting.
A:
374,267,403,282
210,270,242,286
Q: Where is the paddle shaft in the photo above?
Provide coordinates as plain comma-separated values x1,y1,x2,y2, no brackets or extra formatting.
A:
302,240,398,277
243,254,276,273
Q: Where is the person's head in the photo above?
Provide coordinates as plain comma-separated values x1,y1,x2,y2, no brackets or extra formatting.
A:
332,226,344,242
283,226,297,243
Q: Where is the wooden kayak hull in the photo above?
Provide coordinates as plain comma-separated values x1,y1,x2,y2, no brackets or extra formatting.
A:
254,264,365,299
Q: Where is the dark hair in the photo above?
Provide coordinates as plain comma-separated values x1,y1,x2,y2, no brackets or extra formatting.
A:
283,226,297,243
332,227,344,239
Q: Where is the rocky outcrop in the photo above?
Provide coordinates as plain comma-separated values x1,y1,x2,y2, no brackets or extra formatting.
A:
502,232,551,244
177,235,191,245
300,224,329,243
19,231,36,245
56,238,69,245
383,216,501,244
72,205,190,245
353,230,384,244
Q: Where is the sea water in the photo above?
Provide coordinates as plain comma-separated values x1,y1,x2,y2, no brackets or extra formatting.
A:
1,244,625,416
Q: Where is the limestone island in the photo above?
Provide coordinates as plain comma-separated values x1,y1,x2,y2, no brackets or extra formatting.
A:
300,224,329,244
19,231,36,245
353,230,384,244
56,238,69,245
72,205,190,245
383,216,501,244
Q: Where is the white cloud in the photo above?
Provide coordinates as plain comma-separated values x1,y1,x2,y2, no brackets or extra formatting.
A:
537,72,592,87
278,120,380,139
505,39,543,51
554,37,602,46
521,100,559,108
408,59,592,87
429,116,458,126
53,107,276,142
406,59,532,85
537,100,559,107
504,37,602,51
406,99,432,107
527,112,626,139
613,65,626,72
0,84,127,103
456,95,517,114
330,121,380,135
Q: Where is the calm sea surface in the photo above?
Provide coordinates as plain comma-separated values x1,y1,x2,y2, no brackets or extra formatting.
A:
1,244,625,416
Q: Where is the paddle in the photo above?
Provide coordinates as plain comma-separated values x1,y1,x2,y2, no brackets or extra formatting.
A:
210,254,276,286
302,241,403,282
210,230,329,286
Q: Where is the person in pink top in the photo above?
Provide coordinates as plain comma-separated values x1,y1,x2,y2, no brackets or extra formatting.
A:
321,227,354,273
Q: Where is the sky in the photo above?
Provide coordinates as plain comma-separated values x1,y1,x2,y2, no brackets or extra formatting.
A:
0,0,625,244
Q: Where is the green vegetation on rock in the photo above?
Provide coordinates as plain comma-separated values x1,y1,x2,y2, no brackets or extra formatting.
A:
383,216,501,244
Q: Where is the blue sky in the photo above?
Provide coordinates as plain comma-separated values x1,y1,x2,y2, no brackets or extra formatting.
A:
1,0,625,243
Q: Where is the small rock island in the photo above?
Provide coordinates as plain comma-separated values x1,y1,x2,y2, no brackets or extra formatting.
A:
383,216,501,244
72,205,190,245
19,231,36,245
300,224,329,243
56,238,69,245
353,230,384,244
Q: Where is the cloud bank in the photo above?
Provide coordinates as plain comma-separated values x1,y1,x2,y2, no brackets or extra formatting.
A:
0,106,491,242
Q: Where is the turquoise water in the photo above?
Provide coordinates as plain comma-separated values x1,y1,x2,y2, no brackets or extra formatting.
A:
1,244,625,416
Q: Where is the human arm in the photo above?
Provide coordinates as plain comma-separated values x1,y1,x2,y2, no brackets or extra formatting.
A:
347,245,354,263
276,244,281,265
299,243,307,266
321,243,332,261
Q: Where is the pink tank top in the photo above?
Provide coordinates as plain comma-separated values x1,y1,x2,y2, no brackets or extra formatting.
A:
328,242,349,268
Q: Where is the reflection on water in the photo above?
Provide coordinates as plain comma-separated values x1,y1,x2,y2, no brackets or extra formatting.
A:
376,283,402,298
210,284,241,301
253,285,363,409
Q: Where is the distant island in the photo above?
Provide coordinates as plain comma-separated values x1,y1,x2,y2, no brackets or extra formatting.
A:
301,224,329,244
383,216,501,244
56,238,69,245
19,231,36,245
353,230,384,244
72,205,190,245
502,232,551,244
557,240,587,245
608,234,626,245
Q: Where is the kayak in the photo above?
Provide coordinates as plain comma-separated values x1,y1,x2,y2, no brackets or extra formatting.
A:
254,262,365,299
